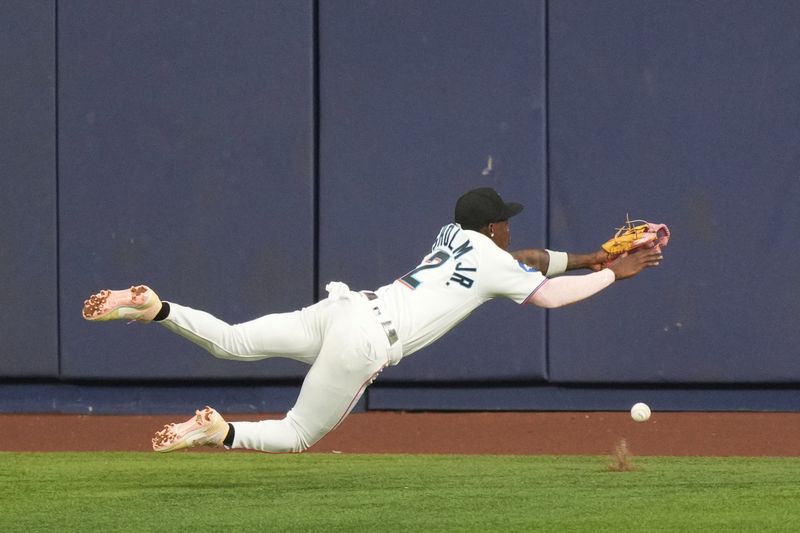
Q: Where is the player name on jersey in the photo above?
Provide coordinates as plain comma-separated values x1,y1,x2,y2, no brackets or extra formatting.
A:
405,224,476,289
432,224,473,259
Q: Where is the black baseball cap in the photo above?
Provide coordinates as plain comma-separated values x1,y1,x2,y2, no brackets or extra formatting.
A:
454,187,524,231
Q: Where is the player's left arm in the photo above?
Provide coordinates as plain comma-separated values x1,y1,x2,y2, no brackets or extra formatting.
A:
511,248,610,277
528,247,662,308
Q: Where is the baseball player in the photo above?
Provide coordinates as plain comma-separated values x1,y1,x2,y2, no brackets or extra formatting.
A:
82,187,663,454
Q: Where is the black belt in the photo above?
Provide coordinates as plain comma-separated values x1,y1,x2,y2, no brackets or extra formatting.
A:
362,291,399,346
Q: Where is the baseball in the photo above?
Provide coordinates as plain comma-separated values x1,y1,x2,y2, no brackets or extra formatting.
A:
630,402,651,422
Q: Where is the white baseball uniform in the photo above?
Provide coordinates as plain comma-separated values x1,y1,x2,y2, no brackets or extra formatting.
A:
159,223,548,452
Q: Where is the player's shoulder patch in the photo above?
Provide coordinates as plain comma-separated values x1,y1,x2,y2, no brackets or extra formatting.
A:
516,260,538,273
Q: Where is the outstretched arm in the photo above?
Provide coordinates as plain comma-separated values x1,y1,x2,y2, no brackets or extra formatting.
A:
511,248,610,276
527,247,663,308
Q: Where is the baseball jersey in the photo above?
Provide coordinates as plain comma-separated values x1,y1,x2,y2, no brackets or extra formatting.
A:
373,223,547,358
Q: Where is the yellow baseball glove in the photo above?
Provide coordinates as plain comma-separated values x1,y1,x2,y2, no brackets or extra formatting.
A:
602,217,670,256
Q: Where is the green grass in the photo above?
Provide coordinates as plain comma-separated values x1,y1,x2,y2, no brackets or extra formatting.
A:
2,453,800,532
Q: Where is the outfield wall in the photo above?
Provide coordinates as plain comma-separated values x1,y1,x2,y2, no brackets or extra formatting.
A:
2,1,800,412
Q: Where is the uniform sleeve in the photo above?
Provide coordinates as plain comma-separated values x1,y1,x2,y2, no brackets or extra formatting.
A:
480,245,548,304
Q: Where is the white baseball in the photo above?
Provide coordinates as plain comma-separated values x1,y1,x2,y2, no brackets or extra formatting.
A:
630,402,651,422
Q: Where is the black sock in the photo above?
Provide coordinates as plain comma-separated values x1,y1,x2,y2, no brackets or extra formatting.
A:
223,423,235,447
153,301,170,322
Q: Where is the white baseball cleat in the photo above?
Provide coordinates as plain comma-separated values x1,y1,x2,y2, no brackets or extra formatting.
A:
152,406,229,453
82,285,162,322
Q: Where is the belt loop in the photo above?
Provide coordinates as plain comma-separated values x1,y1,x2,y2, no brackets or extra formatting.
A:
361,291,398,346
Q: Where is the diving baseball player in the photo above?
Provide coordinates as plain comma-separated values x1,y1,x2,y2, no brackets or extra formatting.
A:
82,187,663,453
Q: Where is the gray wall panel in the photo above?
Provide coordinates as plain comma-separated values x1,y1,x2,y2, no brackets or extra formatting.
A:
548,1,800,383
319,0,548,382
0,1,58,377
59,1,315,379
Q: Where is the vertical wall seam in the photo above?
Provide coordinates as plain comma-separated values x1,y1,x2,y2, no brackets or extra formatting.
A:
54,0,61,378
312,0,321,304
543,0,551,381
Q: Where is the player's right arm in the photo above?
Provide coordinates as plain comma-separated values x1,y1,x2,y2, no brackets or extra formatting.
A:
527,248,663,308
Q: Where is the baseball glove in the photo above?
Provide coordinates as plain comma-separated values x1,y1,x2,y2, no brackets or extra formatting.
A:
601,217,670,256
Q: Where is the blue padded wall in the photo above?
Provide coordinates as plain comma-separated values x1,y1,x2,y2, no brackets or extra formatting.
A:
319,0,548,381
547,1,800,383
0,1,58,377
5,0,800,417
58,1,315,379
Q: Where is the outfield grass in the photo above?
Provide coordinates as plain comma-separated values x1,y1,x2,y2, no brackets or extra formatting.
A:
2,452,799,532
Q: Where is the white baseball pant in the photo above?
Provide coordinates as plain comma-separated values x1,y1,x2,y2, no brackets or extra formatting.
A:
158,290,400,453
